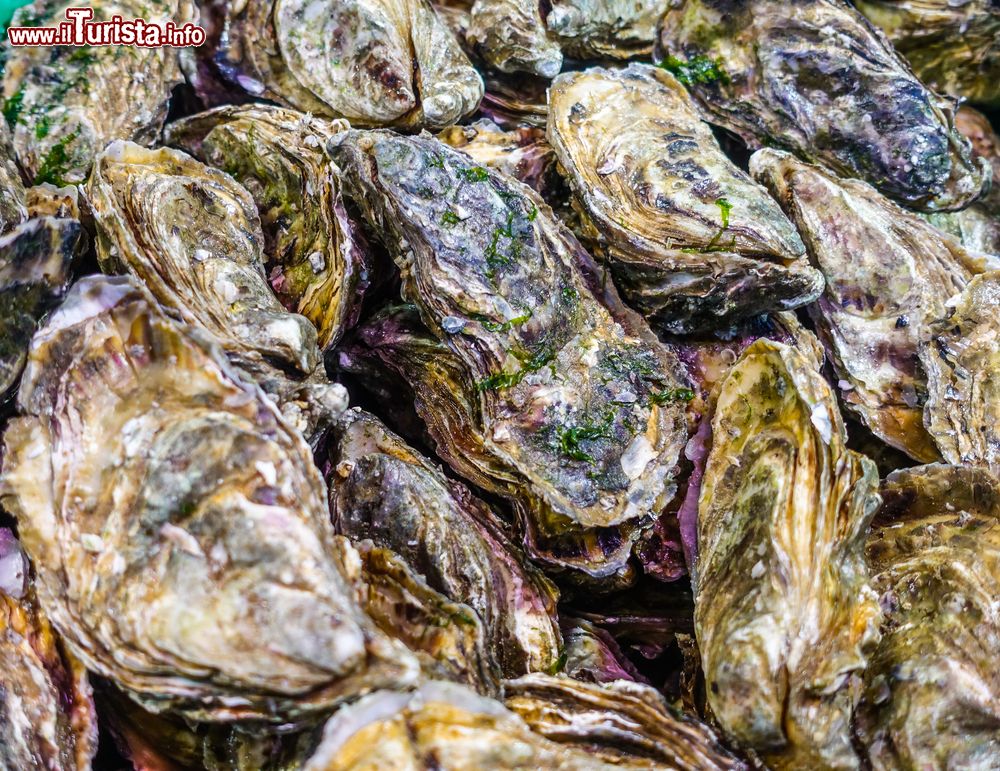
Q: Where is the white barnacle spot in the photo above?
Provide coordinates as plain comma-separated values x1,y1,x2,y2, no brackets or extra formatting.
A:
255,461,277,486
193,248,211,263
620,434,656,480
308,251,325,274
160,523,205,558
810,403,833,444
750,559,765,579
81,534,104,553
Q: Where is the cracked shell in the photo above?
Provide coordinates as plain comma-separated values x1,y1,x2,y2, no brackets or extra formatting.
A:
331,130,690,579
753,147,996,463
858,464,1000,769
2,0,191,186
328,407,562,678
547,63,821,334
657,0,990,212
166,104,368,350
220,0,482,129
695,339,881,770
0,274,418,724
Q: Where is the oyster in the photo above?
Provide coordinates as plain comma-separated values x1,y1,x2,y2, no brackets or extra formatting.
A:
753,148,995,463
466,0,662,78
24,183,80,220
857,464,1000,769
3,0,191,185
220,0,482,128
547,64,821,333
695,340,881,769
504,673,745,769
657,0,990,212
166,105,368,350
438,119,560,198
328,408,562,677
331,130,690,579
855,0,1000,106
0,120,26,233
304,680,725,769
560,617,645,684
0,216,80,400
919,271,1000,471
0,529,97,771
0,275,417,723
86,141,345,440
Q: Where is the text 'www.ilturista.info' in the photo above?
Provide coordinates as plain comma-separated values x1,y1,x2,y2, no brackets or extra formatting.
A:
7,7,206,47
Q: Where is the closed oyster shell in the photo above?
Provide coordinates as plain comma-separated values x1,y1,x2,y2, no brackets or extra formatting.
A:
328,407,562,677
3,0,191,185
919,271,1000,471
855,0,1000,106
0,216,80,400
0,275,418,723
857,464,1000,769
504,673,746,769
354,542,500,695
695,339,881,769
752,147,996,463
221,0,482,128
0,120,26,233
466,0,663,78
86,141,345,441
547,64,821,334
331,130,690,579
304,680,705,769
25,183,80,220
166,105,368,350
658,0,990,212
0,529,97,771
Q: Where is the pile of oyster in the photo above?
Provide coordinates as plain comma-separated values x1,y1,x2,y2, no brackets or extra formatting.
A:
1,0,999,768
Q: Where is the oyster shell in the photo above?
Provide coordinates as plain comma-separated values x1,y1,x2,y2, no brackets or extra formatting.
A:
0,275,417,723
855,0,1000,106
86,140,345,440
560,617,645,684
857,464,1000,769
466,0,662,78
304,680,717,769
354,542,500,695
220,0,482,128
328,407,562,677
753,147,996,463
657,0,990,212
0,120,26,233
3,0,191,185
331,130,690,579
24,183,80,220
0,216,80,400
166,105,368,350
695,339,881,769
547,64,821,334
0,529,97,771
919,271,1000,471
437,119,560,198
504,673,746,769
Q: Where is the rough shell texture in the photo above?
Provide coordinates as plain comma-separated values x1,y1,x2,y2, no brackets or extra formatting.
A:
657,0,990,212
328,407,562,677
2,0,191,185
0,275,418,724
0,530,98,771
219,0,482,128
85,141,346,442
858,464,1000,769
855,0,1000,106
695,339,881,770
504,673,746,769
331,130,690,579
919,271,1000,471
547,64,821,334
303,680,717,769
166,105,368,350
0,216,80,400
559,617,645,684
752,148,996,463
0,120,26,233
